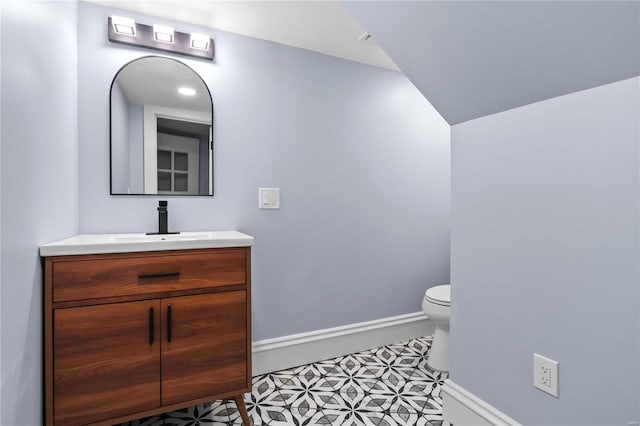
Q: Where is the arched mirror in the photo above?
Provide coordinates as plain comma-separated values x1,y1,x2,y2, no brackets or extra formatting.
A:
110,56,213,196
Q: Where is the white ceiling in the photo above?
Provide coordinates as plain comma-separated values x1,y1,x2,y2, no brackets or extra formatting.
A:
115,57,212,112
85,0,398,70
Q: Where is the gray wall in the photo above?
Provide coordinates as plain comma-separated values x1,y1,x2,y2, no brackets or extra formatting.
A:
110,81,144,194
450,77,639,424
110,80,130,192
128,103,143,193
78,2,450,340
344,1,640,124
0,5,3,421
0,1,79,425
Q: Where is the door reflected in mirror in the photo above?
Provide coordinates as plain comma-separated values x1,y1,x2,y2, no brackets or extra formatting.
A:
110,56,213,196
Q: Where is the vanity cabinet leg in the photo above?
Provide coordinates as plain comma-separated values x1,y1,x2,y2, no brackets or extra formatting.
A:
233,394,251,425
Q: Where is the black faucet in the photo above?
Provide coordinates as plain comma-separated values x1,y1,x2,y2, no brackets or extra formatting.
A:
147,200,179,235
158,200,169,234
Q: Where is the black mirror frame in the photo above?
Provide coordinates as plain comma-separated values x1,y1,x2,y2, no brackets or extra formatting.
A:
109,55,214,197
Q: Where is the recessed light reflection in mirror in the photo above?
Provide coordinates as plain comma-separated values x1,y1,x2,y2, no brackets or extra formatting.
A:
178,87,196,96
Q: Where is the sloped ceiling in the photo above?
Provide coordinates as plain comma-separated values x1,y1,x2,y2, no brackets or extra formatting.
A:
343,1,640,125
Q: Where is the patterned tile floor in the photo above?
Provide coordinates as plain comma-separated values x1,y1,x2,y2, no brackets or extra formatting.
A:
121,336,448,426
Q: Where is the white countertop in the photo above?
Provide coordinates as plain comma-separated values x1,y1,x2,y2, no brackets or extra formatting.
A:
39,231,254,256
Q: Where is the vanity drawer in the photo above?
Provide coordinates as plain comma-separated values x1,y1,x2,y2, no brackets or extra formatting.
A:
52,249,247,302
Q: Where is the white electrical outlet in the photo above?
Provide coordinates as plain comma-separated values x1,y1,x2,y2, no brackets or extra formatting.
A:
533,353,559,397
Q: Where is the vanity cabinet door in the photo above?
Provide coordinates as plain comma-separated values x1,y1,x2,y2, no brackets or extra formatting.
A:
161,290,247,406
53,300,161,426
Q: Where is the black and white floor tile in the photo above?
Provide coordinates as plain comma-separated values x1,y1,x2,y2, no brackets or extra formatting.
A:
120,337,449,426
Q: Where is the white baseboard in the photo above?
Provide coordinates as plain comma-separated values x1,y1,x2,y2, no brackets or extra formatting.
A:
252,312,433,376
442,380,520,426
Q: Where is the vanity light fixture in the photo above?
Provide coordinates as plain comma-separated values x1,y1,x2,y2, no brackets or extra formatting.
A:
177,87,196,96
153,24,174,44
190,33,210,51
108,17,214,60
111,16,136,36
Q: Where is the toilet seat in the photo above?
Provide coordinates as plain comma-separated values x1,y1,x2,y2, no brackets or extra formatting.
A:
424,285,450,306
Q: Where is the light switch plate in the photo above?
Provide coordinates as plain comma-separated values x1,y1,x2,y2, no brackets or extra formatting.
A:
259,188,280,209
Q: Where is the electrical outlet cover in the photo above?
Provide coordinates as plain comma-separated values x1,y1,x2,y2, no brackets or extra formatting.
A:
533,353,559,397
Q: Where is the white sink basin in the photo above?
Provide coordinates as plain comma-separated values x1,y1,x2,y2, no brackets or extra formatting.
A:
111,232,221,243
40,231,254,256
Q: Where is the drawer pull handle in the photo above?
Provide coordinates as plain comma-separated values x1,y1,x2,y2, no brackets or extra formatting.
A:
167,304,172,343
138,272,180,280
149,307,154,346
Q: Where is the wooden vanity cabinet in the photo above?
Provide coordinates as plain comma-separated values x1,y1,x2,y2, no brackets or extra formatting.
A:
43,247,252,426
160,291,248,406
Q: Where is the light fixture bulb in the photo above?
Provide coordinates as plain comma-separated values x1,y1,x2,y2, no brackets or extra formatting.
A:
190,33,210,51
112,16,136,36
153,24,174,43
178,87,196,96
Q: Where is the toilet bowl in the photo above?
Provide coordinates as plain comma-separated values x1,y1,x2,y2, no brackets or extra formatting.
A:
422,284,450,372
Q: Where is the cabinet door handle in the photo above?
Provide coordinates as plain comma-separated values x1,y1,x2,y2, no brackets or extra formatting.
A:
167,304,172,343
149,307,154,346
138,272,180,280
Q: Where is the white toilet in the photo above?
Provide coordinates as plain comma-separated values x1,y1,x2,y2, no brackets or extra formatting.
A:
421,284,450,372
